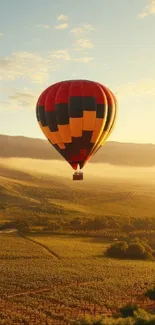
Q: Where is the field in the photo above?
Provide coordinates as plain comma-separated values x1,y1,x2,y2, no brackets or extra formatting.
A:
0,159,155,324
0,233,155,324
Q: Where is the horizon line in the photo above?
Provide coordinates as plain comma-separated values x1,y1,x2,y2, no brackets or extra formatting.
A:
0,133,154,146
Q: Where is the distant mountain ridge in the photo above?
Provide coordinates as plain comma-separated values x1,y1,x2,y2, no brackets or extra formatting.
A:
0,134,155,167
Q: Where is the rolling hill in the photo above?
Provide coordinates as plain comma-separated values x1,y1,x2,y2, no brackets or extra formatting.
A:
0,155,155,233
0,135,155,325
0,134,155,166
0,133,155,233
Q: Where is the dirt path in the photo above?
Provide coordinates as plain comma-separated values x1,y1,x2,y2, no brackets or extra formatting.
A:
20,234,61,260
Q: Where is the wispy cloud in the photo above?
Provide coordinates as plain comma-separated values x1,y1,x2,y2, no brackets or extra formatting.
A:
73,38,94,51
0,86,40,111
36,24,51,29
0,48,94,86
71,24,96,36
0,32,3,37
54,23,68,30
138,0,155,18
36,14,69,30
50,49,71,61
57,14,68,21
73,57,94,62
9,91,37,109
116,79,155,99
71,24,95,52
0,51,58,83
50,49,94,62
74,39,94,49
54,14,68,29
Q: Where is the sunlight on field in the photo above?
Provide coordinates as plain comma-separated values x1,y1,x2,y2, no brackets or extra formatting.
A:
0,233,155,324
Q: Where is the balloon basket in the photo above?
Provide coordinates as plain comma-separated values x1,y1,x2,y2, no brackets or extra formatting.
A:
73,171,83,181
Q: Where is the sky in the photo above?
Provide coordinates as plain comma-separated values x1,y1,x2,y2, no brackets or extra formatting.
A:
0,0,155,144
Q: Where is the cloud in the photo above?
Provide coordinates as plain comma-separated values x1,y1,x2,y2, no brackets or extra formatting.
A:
138,0,155,18
50,49,94,62
73,57,94,62
9,91,37,109
0,32,3,37
50,49,71,61
57,14,68,21
71,24,95,55
54,23,68,30
0,51,59,83
116,79,155,99
0,86,40,111
0,46,94,88
55,13,68,29
71,24,96,36
74,39,94,49
36,24,51,29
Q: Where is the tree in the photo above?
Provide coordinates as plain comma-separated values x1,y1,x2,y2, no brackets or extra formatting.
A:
106,241,128,258
70,217,82,230
85,218,105,230
126,243,146,259
106,238,154,260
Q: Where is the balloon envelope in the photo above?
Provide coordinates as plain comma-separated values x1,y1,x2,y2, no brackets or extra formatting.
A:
36,79,118,170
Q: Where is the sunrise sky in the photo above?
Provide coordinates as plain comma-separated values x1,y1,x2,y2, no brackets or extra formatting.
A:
0,0,155,143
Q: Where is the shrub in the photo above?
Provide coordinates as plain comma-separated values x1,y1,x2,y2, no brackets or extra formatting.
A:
126,243,146,259
134,308,155,325
106,241,128,258
106,238,154,260
145,287,155,300
120,304,138,318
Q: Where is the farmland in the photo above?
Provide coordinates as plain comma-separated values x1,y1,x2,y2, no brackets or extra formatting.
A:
0,160,155,324
0,233,155,324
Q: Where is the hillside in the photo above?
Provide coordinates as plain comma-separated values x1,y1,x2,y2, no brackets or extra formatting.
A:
0,141,155,325
0,158,155,235
0,133,155,233
0,134,155,166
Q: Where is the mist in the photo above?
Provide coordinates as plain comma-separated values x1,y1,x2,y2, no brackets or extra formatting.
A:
0,157,154,184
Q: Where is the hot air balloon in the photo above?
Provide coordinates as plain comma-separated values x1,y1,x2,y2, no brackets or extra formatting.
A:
36,79,118,180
